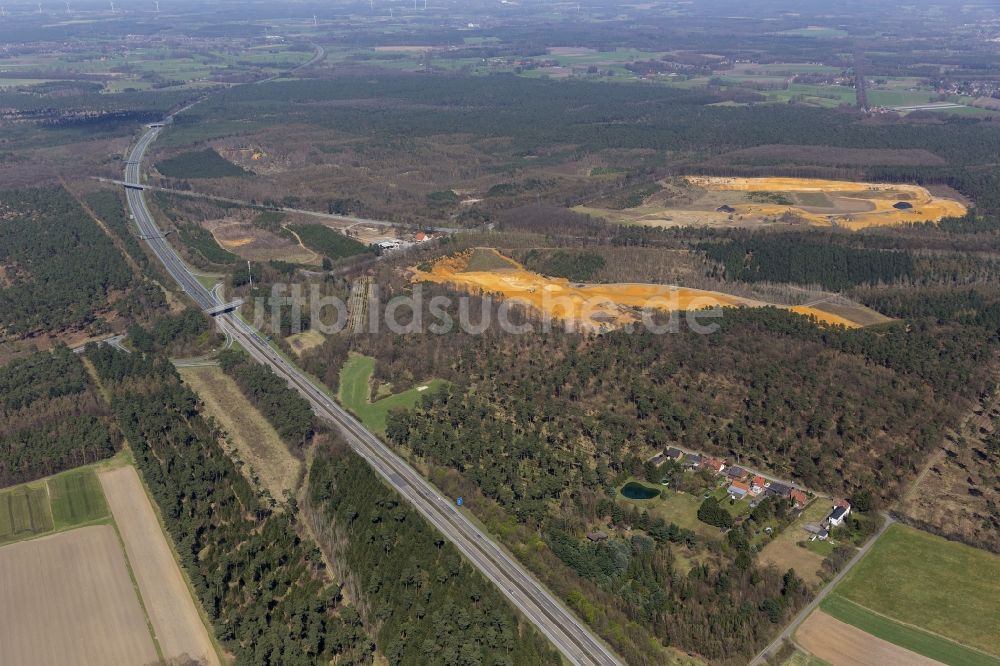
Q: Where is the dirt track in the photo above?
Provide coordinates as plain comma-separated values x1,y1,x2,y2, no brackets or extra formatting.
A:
0,525,158,666
99,466,220,666
796,610,942,666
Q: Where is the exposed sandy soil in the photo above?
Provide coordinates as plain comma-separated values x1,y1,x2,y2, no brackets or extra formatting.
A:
0,524,159,666
99,466,220,666
796,610,942,666
582,176,967,230
179,366,301,499
210,220,318,264
412,250,865,330
686,176,967,230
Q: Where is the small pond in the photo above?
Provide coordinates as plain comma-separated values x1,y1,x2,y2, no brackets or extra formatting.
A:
620,481,660,500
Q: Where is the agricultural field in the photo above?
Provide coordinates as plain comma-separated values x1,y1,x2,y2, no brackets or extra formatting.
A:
180,365,302,500
339,353,447,435
824,524,1000,662
0,43,313,93
99,465,220,666
796,610,940,666
0,482,52,545
0,467,110,545
0,525,159,666
580,176,968,231
412,249,867,330
46,468,110,531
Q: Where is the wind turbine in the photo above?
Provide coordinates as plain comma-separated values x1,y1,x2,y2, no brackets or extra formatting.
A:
154,0,160,14
37,2,42,15
65,1,70,15
109,0,115,14
312,14,318,26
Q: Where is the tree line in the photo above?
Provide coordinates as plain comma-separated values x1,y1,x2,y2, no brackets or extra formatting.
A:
308,437,562,666
87,347,371,666
219,349,315,452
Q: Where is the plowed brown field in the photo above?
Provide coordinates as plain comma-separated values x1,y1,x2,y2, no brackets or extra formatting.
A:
796,610,942,666
99,466,220,666
0,525,158,666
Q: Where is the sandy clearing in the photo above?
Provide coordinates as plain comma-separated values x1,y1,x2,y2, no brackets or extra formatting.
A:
179,366,301,499
0,524,158,666
686,176,967,229
99,466,220,666
796,610,942,666
413,250,865,329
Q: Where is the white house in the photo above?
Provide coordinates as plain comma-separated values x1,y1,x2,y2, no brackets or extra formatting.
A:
827,505,851,528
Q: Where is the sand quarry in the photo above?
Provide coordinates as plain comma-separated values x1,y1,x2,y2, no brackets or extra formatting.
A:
583,176,968,230
412,250,866,330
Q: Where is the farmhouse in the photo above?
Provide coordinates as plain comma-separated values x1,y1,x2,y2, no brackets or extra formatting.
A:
685,454,702,468
665,447,684,461
827,505,851,527
704,458,726,473
790,489,808,508
728,480,750,499
750,475,767,495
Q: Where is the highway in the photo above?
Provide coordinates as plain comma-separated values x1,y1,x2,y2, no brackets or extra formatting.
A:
123,116,622,666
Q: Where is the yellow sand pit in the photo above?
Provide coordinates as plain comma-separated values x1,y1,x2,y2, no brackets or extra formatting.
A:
412,250,863,330
687,176,967,230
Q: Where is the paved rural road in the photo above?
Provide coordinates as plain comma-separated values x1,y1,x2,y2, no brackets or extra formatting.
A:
749,512,897,665
123,115,622,666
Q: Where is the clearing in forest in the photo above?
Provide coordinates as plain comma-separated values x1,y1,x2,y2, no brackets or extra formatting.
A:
180,365,302,500
580,176,967,230
757,499,831,586
339,352,447,435
412,249,867,329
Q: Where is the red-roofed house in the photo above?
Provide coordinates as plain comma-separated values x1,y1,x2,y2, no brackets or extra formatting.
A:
727,480,750,499
834,498,851,510
750,475,767,495
704,458,726,474
790,489,808,508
